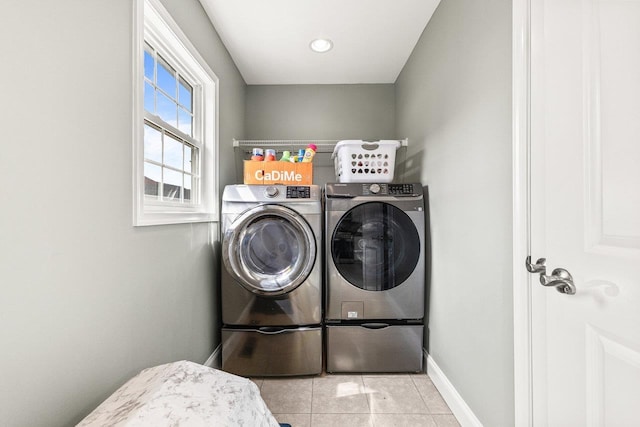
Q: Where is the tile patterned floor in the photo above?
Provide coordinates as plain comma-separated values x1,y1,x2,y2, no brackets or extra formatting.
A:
252,373,461,427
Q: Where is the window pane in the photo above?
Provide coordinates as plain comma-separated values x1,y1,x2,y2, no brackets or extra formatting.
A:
157,92,177,128
144,162,161,198
163,168,182,200
178,107,192,136
179,78,192,112
164,134,183,170
144,124,162,163
144,49,154,81
144,82,155,114
157,57,176,99
184,174,192,202
184,145,193,173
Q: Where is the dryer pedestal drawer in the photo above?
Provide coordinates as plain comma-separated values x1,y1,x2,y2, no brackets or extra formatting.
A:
222,327,322,376
326,324,423,373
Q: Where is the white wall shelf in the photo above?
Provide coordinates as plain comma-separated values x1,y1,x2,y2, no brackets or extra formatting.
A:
232,138,409,185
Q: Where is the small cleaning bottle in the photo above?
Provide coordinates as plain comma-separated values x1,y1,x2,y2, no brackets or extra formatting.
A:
280,151,291,162
302,144,317,163
264,149,276,161
251,148,264,161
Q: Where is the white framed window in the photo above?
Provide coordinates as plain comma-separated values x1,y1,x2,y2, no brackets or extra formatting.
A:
133,0,218,226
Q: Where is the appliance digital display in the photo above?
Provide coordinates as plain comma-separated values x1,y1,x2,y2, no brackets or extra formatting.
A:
286,186,310,198
388,184,415,195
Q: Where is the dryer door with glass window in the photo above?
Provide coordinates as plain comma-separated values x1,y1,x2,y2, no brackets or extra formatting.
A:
331,201,420,291
223,204,316,296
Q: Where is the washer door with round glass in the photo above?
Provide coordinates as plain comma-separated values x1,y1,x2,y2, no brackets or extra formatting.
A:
331,202,420,291
223,205,316,296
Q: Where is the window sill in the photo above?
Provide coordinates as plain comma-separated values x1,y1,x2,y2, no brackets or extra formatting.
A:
134,211,217,227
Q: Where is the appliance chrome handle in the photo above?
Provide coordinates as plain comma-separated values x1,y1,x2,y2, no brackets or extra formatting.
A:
525,256,576,295
257,327,288,335
361,323,390,329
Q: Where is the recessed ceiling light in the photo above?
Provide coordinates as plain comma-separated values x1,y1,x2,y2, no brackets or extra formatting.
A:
310,38,333,53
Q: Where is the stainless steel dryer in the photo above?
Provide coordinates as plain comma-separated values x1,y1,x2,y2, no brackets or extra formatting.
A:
324,182,426,373
221,184,322,376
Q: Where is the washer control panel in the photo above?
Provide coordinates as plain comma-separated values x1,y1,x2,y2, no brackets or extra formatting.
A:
388,184,416,195
368,183,382,194
325,183,422,199
286,186,311,199
361,183,417,196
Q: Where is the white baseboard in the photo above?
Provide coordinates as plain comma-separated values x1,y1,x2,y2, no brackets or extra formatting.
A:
203,344,222,369
425,350,483,427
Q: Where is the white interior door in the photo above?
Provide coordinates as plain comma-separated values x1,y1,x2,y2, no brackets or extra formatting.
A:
529,0,640,425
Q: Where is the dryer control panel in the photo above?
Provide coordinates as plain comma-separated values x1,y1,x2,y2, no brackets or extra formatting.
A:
286,186,311,198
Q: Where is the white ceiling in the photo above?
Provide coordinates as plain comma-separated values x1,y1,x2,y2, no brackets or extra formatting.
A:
198,0,441,85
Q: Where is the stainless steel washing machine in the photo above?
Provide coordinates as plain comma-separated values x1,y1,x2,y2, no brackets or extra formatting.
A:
221,184,322,376
324,182,426,373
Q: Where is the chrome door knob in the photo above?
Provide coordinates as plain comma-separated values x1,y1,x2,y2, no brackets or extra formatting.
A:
525,256,576,295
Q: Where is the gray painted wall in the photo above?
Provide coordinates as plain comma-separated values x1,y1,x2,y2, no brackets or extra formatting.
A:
0,1,244,426
245,84,395,140
395,1,514,426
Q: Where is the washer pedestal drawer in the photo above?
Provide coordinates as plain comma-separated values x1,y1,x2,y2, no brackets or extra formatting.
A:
326,324,423,373
222,327,322,376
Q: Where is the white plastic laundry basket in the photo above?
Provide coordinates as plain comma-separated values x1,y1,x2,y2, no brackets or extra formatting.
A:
332,140,401,183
